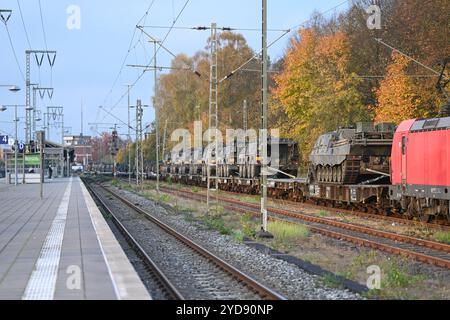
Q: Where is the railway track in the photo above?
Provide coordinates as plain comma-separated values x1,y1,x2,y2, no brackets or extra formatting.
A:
158,185,450,270
199,183,450,231
84,179,287,300
274,198,450,232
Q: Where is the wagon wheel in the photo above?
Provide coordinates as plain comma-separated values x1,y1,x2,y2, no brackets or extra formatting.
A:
416,200,433,223
337,166,343,183
406,199,416,220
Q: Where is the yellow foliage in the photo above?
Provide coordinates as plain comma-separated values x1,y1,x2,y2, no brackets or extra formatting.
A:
373,52,443,124
273,29,370,162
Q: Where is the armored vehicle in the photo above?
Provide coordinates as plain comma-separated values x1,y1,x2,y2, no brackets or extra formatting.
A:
309,122,395,185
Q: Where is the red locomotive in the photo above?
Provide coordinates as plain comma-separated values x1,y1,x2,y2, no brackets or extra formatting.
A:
390,59,450,222
390,117,450,222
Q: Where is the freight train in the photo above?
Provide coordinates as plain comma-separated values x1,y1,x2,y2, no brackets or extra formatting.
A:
151,118,450,223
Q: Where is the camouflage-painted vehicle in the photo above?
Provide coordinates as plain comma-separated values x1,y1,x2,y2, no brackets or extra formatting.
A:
309,122,395,185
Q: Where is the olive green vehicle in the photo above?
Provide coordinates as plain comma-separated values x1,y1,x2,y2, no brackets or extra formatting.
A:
308,123,395,185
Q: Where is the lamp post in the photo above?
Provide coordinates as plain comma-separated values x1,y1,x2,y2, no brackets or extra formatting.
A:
0,85,21,92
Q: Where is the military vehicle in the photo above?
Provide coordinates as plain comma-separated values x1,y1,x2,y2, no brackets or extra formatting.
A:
309,122,395,185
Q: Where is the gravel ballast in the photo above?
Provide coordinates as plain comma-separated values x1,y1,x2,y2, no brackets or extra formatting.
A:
111,185,361,300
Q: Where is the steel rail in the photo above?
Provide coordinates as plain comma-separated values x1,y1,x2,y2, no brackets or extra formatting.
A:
158,186,450,270
84,181,185,300
88,180,287,300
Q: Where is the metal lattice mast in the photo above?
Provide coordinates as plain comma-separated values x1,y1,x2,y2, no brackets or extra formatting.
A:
207,22,219,209
153,40,161,193
32,86,37,141
127,85,132,184
26,52,31,143
135,100,143,187
243,100,248,131
25,50,56,143
258,0,272,238
32,86,53,141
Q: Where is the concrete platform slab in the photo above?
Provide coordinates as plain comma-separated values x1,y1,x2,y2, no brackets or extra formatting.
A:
0,177,150,300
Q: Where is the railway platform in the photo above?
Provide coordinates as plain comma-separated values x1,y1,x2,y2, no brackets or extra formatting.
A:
0,177,150,300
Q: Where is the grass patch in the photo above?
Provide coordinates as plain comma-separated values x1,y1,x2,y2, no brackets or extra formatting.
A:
233,230,245,243
238,196,260,205
240,213,257,239
158,194,171,203
318,210,330,217
210,205,225,215
201,215,232,235
383,262,419,289
268,220,310,242
111,179,120,188
192,187,200,193
321,273,343,289
433,231,450,244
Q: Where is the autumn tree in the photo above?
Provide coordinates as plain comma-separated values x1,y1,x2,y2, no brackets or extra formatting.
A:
274,29,370,161
374,52,443,123
156,32,262,153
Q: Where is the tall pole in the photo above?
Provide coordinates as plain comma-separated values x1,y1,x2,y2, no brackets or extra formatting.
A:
243,99,248,131
207,22,218,211
25,52,31,144
25,50,57,143
32,87,37,141
153,41,160,193
127,85,132,184
14,106,18,186
135,100,143,187
46,108,50,141
258,0,272,238
61,114,64,145
162,119,168,163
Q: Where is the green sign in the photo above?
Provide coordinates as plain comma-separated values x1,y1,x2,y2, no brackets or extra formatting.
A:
25,154,41,166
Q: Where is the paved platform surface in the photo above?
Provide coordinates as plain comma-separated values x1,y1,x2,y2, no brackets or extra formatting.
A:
0,177,151,300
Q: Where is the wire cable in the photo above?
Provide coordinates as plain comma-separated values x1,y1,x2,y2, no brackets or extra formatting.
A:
16,0,32,49
100,0,191,121
38,0,48,49
100,0,157,110
4,24,26,81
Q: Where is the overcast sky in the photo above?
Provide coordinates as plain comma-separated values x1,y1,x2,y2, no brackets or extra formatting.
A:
0,0,350,143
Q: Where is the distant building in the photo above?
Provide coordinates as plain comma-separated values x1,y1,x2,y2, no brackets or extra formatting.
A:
0,147,12,162
63,135,92,166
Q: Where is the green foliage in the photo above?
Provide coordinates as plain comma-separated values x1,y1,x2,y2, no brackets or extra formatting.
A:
232,230,245,243
321,274,343,289
111,179,120,188
240,213,257,239
201,215,232,235
318,211,329,217
382,262,423,290
433,231,450,244
268,220,310,242
159,194,171,203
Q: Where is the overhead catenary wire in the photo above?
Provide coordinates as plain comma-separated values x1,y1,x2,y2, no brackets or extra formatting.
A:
3,23,26,82
16,0,32,49
220,0,353,83
99,0,157,117
100,0,351,122
139,25,290,32
38,0,48,49
100,0,191,121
